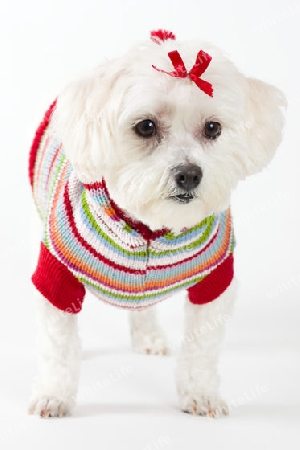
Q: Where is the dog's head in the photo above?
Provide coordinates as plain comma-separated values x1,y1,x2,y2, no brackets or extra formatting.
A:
53,31,285,232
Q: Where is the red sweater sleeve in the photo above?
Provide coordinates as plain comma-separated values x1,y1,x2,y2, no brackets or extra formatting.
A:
32,242,85,314
187,254,234,305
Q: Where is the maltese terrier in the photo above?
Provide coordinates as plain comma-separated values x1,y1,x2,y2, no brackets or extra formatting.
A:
28,30,285,418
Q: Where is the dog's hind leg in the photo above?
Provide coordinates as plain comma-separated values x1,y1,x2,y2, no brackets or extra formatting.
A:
29,292,81,418
175,279,237,417
129,306,169,355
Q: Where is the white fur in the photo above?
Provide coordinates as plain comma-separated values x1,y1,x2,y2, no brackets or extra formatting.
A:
30,34,285,417
29,293,81,417
130,307,169,355
176,280,236,417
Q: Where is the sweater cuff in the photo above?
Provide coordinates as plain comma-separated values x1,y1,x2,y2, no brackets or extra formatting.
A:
187,254,234,305
32,242,85,313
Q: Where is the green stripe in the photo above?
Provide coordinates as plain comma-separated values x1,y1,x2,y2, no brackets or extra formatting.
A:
81,190,148,258
148,215,216,256
82,189,217,258
33,199,43,220
163,215,214,240
230,231,235,252
44,154,68,248
78,273,206,301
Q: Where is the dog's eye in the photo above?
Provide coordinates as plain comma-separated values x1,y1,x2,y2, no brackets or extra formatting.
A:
134,119,157,138
203,121,222,140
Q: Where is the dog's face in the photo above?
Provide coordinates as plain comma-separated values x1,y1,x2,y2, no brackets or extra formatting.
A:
54,37,285,232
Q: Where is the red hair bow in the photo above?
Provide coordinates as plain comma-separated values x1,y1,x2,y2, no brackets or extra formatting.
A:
152,50,213,97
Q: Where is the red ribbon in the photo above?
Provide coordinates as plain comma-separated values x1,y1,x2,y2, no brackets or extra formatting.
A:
152,50,213,97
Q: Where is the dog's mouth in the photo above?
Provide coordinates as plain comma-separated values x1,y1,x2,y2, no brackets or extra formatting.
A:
170,193,195,204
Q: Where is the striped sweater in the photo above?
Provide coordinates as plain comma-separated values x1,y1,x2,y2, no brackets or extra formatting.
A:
29,103,235,313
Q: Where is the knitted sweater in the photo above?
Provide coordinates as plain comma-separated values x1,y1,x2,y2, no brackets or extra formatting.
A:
29,103,235,313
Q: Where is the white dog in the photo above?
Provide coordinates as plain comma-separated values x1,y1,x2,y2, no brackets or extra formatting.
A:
28,30,285,418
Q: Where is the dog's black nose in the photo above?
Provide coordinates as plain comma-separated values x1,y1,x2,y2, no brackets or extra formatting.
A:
174,164,202,191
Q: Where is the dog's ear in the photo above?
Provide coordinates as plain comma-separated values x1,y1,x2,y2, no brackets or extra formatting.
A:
52,61,125,182
243,77,286,175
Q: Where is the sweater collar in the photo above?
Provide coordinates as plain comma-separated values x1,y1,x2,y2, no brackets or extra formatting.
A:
83,180,169,241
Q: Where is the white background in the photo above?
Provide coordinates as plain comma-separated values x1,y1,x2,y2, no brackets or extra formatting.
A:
0,0,299,449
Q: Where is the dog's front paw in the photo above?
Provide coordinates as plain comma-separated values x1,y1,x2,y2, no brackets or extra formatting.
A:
179,393,229,418
131,330,169,355
28,396,74,418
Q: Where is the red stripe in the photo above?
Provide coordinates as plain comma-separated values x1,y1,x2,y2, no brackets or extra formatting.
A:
29,100,57,187
85,181,169,241
63,183,146,275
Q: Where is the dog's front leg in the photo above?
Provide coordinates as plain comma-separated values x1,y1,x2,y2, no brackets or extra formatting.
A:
29,292,81,418
129,306,169,355
176,280,236,418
